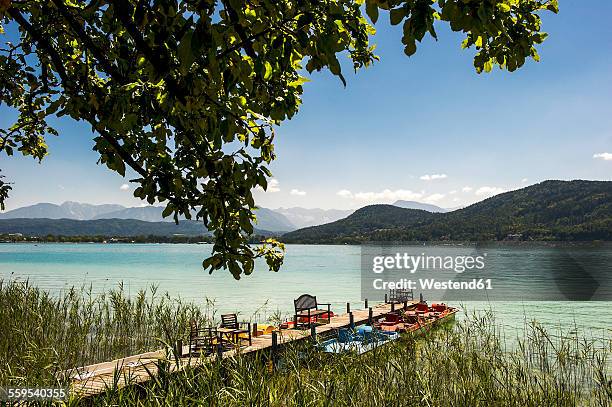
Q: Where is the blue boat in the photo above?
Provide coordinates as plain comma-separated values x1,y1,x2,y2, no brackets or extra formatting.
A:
319,325,399,355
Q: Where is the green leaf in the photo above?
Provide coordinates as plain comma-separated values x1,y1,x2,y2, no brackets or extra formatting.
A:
497,3,511,13
263,61,273,80
177,32,194,71
366,0,379,24
288,76,310,87
390,8,406,26
404,40,417,56
162,204,174,218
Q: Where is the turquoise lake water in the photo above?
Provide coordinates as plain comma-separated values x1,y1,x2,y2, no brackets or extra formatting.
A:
1,243,610,342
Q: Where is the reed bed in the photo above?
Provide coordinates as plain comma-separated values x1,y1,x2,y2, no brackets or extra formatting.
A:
0,280,208,387
0,280,610,406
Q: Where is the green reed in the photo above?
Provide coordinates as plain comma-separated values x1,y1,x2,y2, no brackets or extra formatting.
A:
0,280,208,387
0,280,610,406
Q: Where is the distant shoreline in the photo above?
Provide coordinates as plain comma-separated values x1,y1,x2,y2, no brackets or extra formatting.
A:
1,237,609,248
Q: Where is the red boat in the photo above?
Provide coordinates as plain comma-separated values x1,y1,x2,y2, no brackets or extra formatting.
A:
374,302,458,334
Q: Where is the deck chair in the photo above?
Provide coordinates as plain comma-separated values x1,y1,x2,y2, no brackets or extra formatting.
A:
188,319,219,356
293,294,332,329
218,314,252,347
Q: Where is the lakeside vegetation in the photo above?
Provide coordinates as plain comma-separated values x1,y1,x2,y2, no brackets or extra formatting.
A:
0,233,214,244
0,281,609,406
0,233,268,244
0,218,212,238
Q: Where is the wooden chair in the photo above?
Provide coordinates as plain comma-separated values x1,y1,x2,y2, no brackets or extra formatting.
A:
293,294,331,329
188,319,218,356
388,289,414,304
218,313,252,347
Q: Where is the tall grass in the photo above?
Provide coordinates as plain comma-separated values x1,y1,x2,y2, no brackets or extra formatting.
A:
0,280,208,387
0,280,610,406
95,313,610,406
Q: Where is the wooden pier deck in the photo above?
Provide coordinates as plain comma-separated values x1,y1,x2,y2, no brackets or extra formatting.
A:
68,301,412,397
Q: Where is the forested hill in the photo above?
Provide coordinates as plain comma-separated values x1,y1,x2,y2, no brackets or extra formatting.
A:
282,180,612,243
0,218,272,238
281,205,435,243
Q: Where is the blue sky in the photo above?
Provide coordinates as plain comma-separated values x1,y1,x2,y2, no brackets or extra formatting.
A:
2,1,611,211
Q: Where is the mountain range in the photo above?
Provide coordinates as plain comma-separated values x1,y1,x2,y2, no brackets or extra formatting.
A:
0,200,450,233
0,201,126,220
282,180,612,243
5,181,605,242
273,207,354,229
0,202,295,232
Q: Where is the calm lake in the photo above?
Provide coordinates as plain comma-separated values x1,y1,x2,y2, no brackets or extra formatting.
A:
1,243,610,341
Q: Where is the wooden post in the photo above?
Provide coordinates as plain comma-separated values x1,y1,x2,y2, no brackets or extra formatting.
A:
176,339,183,359
310,324,317,343
364,299,368,309
384,293,388,304
346,302,350,313
403,300,407,310
368,307,373,325
216,343,223,362
391,302,395,312
349,312,354,329
253,322,258,337
271,331,278,370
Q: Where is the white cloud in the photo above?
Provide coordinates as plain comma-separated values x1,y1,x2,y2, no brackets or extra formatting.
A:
452,197,460,202
449,190,457,195
336,189,353,198
521,178,528,183
290,189,306,196
461,186,473,193
337,189,423,203
120,184,130,191
268,178,280,192
475,186,506,197
420,173,448,181
256,178,280,193
424,193,445,203
593,152,612,161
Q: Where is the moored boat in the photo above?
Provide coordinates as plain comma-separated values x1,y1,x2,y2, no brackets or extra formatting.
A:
374,301,458,335
319,326,400,355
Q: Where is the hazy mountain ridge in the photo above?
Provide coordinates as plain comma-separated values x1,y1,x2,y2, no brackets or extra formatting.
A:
1,202,296,232
96,206,295,232
0,200,452,232
0,202,125,220
392,200,448,213
282,180,612,243
274,207,354,228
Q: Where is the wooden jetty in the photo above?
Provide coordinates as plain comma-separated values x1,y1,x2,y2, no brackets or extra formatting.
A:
68,300,414,397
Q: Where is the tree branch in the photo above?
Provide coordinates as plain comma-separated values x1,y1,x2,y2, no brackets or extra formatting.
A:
51,0,127,85
8,7,70,87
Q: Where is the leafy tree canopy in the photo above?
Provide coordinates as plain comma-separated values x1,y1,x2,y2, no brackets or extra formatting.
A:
0,0,558,278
